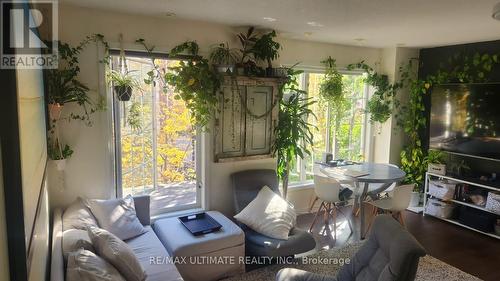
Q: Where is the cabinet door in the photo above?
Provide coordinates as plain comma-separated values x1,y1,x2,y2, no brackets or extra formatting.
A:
245,86,273,155
216,85,246,159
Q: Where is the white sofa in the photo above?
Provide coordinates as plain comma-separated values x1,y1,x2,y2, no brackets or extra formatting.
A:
50,195,183,281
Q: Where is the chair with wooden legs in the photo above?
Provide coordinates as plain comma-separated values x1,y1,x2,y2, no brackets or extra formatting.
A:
309,173,353,239
363,184,414,237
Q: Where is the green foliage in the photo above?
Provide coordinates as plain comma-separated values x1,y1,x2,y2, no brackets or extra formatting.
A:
273,66,317,197
397,51,500,190
165,42,220,129
237,27,259,64
319,57,344,103
347,61,401,123
48,138,74,160
169,41,199,57
127,101,142,132
426,150,446,164
46,35,108,125
251,30,281,69
209,43,239,65
107,69,140,87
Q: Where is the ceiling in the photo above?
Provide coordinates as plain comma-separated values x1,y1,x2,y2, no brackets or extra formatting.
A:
61,0,500,48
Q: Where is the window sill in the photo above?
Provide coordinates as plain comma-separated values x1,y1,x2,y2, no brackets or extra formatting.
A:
151,208,204,223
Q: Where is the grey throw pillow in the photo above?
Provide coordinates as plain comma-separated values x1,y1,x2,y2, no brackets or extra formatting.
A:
62,229,95,262
66,248,126,281
87,227,147,281
85,195,146,240
63,198,98,231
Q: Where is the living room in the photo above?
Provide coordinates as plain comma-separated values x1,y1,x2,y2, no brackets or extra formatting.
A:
1,1,500,281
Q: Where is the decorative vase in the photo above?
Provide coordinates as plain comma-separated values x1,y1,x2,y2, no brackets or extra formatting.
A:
51,159,67,171
114,85,133,101
214,64,234,74
48,103,63,121
409,191,420,207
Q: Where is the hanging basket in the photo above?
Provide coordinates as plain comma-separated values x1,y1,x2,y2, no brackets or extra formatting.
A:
50,159,67,171
48,103,64,121
114,85,133,101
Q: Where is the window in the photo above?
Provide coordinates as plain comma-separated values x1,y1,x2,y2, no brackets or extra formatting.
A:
112,53,201,216
290,71,370,184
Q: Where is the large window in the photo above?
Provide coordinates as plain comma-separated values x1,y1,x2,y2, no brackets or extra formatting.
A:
112,53,200,216
290,71,370,184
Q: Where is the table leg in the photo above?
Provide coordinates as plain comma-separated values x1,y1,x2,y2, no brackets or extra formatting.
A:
360,182,369,240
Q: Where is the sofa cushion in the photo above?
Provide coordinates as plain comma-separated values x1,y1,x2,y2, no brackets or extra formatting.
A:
86,195,146,240
234,186,296,240
88,227,147,281
126,226,183,281
62,229,95,262
63,198,98,231
66,248,126,281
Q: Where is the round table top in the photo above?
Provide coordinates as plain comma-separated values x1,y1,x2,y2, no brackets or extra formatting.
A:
324,162,406,184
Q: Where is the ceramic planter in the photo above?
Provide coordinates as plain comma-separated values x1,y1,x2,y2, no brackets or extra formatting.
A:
214,64,235,74
48,103,64,121
51,159,67,171
114,85,133,101
409,191,420,207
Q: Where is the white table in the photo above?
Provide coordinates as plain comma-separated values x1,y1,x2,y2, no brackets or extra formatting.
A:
321,163,406,239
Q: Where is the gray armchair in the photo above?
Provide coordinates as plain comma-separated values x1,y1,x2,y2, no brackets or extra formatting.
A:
276,215,426,281
231,169,316,257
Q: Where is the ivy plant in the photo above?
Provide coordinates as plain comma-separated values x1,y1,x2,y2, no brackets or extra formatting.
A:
347,61,401,124
319,56,344,103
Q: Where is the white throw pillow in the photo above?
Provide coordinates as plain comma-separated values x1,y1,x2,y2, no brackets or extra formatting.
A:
66,248,126,281
88,227,147,281
86,195,146,240
62,229,95,262
63,198,98,231
234,185,296,240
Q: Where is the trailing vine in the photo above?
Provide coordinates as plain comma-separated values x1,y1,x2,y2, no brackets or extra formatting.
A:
347,61,401,123
319,56,344,103
397,52,500,190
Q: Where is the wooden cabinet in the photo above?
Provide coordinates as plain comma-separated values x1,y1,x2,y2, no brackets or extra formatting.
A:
214,76,283,162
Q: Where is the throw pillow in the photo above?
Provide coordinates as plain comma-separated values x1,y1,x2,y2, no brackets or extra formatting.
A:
87,227,147,281
66,248,126,281
234,185,296,240
62,198,98,231
86,195,146,240
62,229,95,262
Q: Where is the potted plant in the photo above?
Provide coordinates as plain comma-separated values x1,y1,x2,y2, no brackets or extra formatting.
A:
107,70,139,101
426,150,447,175
273,66,317,198
319,56,343,103
48,137,74,171
236,27,258,75
209,42,239,73
252,30,281,77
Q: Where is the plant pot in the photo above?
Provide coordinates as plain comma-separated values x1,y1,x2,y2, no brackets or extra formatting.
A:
214,64,235,74
48,103,64,121
114,85,133,101
266,67,273,77
51,159,67,171
409,191,420,207
235,66,245,76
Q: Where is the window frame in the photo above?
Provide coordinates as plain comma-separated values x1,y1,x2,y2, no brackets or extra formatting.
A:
110,49,203,215
291,68,372,186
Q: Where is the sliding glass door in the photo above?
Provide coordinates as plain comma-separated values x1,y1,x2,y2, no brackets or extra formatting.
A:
112,53,200,216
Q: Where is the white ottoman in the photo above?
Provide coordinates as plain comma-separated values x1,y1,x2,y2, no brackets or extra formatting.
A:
153,211,245,281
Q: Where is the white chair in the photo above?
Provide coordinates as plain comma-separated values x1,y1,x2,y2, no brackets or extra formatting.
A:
364,184,414,237
309,171,353,239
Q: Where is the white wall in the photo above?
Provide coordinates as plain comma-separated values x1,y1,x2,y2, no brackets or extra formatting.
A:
0,148,10,281
51,4,406,216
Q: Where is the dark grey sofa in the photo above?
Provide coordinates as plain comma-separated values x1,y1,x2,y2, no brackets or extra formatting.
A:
276,215,426,281
231,169,316,257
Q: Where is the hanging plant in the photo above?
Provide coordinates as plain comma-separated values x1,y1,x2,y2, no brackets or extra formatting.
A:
319,56,344,103
107,69,140,101
347,61,401,124
166,42,221,128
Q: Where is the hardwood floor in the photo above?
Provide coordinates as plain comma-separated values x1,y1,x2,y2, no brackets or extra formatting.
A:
297,206,500,281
